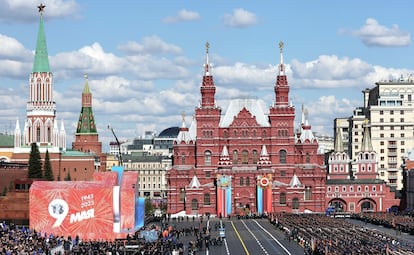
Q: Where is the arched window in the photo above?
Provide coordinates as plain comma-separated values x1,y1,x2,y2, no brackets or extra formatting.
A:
191,199,198,210
280,193,286,205
36,127,41,143
181,154,186,165
252,150,258,164
240,177,244,186
233,150,238,164
305,186,312,200
242,150,248,164
179,188,186,201
204,151,212,166
292,198,299,209
204,193,210,205
47,127,51,143
279,150,287,164
246,177,250,186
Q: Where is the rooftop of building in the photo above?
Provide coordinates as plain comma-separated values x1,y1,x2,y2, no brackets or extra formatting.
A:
122,154,171,162
157,127,180,138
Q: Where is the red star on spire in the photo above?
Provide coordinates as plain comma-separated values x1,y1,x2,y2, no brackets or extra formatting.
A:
38,3,46,13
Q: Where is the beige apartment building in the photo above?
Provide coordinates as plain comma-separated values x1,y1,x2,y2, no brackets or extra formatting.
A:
336,76,414,191
122,154,171,200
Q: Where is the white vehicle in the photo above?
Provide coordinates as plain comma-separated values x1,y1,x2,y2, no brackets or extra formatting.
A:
154,209,162,217
219,227,225,238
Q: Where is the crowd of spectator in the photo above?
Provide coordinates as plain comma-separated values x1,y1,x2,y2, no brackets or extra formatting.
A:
270,213,414,255
0,222,61,254
2,212,414,255
352,212,414,235
0,217,215,255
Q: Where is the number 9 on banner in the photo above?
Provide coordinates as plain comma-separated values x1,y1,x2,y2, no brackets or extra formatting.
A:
48,199,69,228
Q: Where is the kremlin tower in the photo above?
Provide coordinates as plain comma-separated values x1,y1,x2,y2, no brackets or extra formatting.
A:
72,74,106,172
9,4,102,181
14,3,65,154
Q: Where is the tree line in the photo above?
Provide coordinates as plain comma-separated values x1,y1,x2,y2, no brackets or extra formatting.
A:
28,142,56,181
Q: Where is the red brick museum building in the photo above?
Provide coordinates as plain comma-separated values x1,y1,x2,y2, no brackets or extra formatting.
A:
166,43,399,216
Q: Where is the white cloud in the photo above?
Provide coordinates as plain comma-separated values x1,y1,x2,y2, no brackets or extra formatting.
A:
52,42,190,81
0,0,79,22
0,34,32,60
52,43,126,79
222,8,257,28
290,55,376,89
118,36,183,55
214,62,276,89
162,9,201,23
350,18,411,47
301,95,359,136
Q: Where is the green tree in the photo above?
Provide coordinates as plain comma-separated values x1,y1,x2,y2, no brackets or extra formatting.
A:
43,150,54,181
145,198,154,215
28,143,42,179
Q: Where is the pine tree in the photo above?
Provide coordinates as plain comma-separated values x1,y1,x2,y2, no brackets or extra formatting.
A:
28,143,42,179
43,150,54,181
145,198,155,215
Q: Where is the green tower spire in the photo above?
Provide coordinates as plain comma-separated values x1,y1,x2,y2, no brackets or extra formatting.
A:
32,4,50,73
76,74,97,134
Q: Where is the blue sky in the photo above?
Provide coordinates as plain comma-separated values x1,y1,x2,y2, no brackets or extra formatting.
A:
0,0,413,152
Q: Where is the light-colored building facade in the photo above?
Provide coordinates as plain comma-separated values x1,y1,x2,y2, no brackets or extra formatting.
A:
337,77,414,191
366,80,414,190
122,154,171,200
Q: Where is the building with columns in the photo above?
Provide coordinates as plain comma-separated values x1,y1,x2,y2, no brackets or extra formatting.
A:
166,42,327,216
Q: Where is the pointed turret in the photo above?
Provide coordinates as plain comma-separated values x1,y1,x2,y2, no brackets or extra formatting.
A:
72,74,103,158
353,119,377,179
200,42,216,108
33,3,50,73
361,119,373,152
258,144,271,165
53,119,59,146
14,119,21,148
20,4,59,152
289,173,302,187
176,113,191,143
60,120,66,150
75,74,97,134
188,114,197,141
298,108,316,143
334,128,344,152
189,175,201,189
218,145,232,166
274,41,289,106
